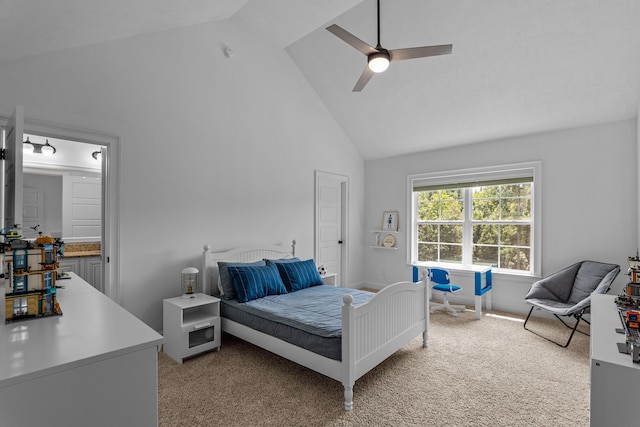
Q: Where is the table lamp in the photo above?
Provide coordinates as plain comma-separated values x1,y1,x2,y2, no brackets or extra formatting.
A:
181,267,200,298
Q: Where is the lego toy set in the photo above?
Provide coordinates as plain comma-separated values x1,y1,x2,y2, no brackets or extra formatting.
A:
2,226,65,323
615,252,640,362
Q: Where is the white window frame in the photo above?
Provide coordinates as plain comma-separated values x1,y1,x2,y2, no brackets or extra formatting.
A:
407,161,542,276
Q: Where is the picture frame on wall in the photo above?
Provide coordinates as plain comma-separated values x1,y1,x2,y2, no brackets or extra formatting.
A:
382,211,399,231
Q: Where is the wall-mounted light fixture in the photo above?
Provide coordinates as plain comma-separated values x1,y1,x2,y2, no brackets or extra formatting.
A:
23,137,56,156
92,151,102,160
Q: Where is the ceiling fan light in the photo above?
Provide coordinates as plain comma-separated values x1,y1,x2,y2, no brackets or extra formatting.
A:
368,52,390,73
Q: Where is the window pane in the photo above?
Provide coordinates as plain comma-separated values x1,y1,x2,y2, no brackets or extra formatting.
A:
418,243,437,261
418,224,438,242
440,245,462,263
440,201,464,220
473,224,498,245
501,183,531,198
472,198,499,220
418,200,439,221
441,189,463,200
440,224,463,244
473,245,498,266
473,185,500,198
501,225,530,246
501,198,531,220
500,247,530,271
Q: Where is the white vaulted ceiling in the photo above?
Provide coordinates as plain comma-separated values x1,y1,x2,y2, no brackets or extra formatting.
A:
1,0,639,160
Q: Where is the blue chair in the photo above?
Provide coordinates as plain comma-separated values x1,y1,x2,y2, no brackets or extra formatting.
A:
428,268,465,317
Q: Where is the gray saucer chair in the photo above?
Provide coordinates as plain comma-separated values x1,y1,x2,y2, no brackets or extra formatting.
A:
523,260,620,347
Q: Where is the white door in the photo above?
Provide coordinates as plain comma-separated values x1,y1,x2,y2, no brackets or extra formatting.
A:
22,187,44,239
3,106,24,232
315,171,348,286
99,146,108,296
2,111,118,301
62,175,101,238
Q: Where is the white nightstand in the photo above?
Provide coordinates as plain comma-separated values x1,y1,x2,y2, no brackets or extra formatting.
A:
163,293,221,364
322,273,337,286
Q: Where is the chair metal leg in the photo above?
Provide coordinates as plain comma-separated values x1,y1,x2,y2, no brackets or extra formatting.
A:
523,307,586,348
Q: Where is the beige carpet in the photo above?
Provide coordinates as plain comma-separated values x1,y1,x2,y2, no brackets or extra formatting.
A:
158,309,591,427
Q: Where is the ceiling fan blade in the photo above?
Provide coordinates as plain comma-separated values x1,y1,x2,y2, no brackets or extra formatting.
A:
353,66,375,92
390,44,453,62
326,24,377,56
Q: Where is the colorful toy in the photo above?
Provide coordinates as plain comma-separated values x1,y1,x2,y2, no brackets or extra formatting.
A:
615,252,640,362
4,232,65,323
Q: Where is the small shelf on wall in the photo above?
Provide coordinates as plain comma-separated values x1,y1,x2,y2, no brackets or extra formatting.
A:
371,230,399,249
371,245,398,250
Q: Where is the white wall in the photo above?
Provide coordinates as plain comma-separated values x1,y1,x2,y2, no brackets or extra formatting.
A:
365,119,638,314
0,20,365,331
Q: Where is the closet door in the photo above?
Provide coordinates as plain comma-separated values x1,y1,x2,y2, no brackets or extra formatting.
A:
315,171,347,286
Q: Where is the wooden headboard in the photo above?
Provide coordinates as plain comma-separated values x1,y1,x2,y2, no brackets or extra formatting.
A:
201,240,296,295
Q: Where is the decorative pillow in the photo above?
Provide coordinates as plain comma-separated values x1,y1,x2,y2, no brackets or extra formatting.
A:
264,257,300,265
217,260,266,300
275,259,324,292
228,264,288,303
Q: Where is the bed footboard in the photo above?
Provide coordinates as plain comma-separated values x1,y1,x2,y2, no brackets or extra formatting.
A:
341,277,428,410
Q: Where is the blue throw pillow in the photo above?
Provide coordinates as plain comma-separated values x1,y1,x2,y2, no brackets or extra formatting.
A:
228,264,288,303
264,257,300,265
217,260,266,300
276,259,324,292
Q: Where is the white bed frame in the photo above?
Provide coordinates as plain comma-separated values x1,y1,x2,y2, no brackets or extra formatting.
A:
202,242,428,411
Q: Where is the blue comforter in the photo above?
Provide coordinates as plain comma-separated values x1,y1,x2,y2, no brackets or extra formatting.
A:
228,285,374,338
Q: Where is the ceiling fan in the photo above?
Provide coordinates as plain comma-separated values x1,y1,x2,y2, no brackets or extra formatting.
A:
326,0,453,92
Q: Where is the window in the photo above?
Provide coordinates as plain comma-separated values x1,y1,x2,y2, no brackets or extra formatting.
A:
408,162,541,276
13,297,28,316
44,271,54,289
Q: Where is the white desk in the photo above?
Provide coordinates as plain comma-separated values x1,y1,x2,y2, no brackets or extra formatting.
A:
590,294,640,426
420,263,492,320
0,273,163,427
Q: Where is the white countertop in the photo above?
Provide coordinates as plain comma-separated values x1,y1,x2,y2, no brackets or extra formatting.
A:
0,273,163,389
591,293,640,369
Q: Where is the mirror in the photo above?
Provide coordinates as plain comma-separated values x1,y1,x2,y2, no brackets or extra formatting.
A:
23,134,103,242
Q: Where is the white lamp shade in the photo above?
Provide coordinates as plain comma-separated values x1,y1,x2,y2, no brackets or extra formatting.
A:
41,144,55,155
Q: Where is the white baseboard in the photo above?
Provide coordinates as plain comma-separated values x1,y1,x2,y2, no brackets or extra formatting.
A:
359,281,389,291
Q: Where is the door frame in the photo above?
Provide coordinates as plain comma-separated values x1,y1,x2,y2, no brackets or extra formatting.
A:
314,170,349,287
1,115,120,302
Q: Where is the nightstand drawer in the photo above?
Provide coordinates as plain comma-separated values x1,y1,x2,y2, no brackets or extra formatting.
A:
181,319,219,358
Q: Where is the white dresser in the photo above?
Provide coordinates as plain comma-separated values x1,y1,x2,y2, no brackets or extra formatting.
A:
590,294,640,426
0,273,163,427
